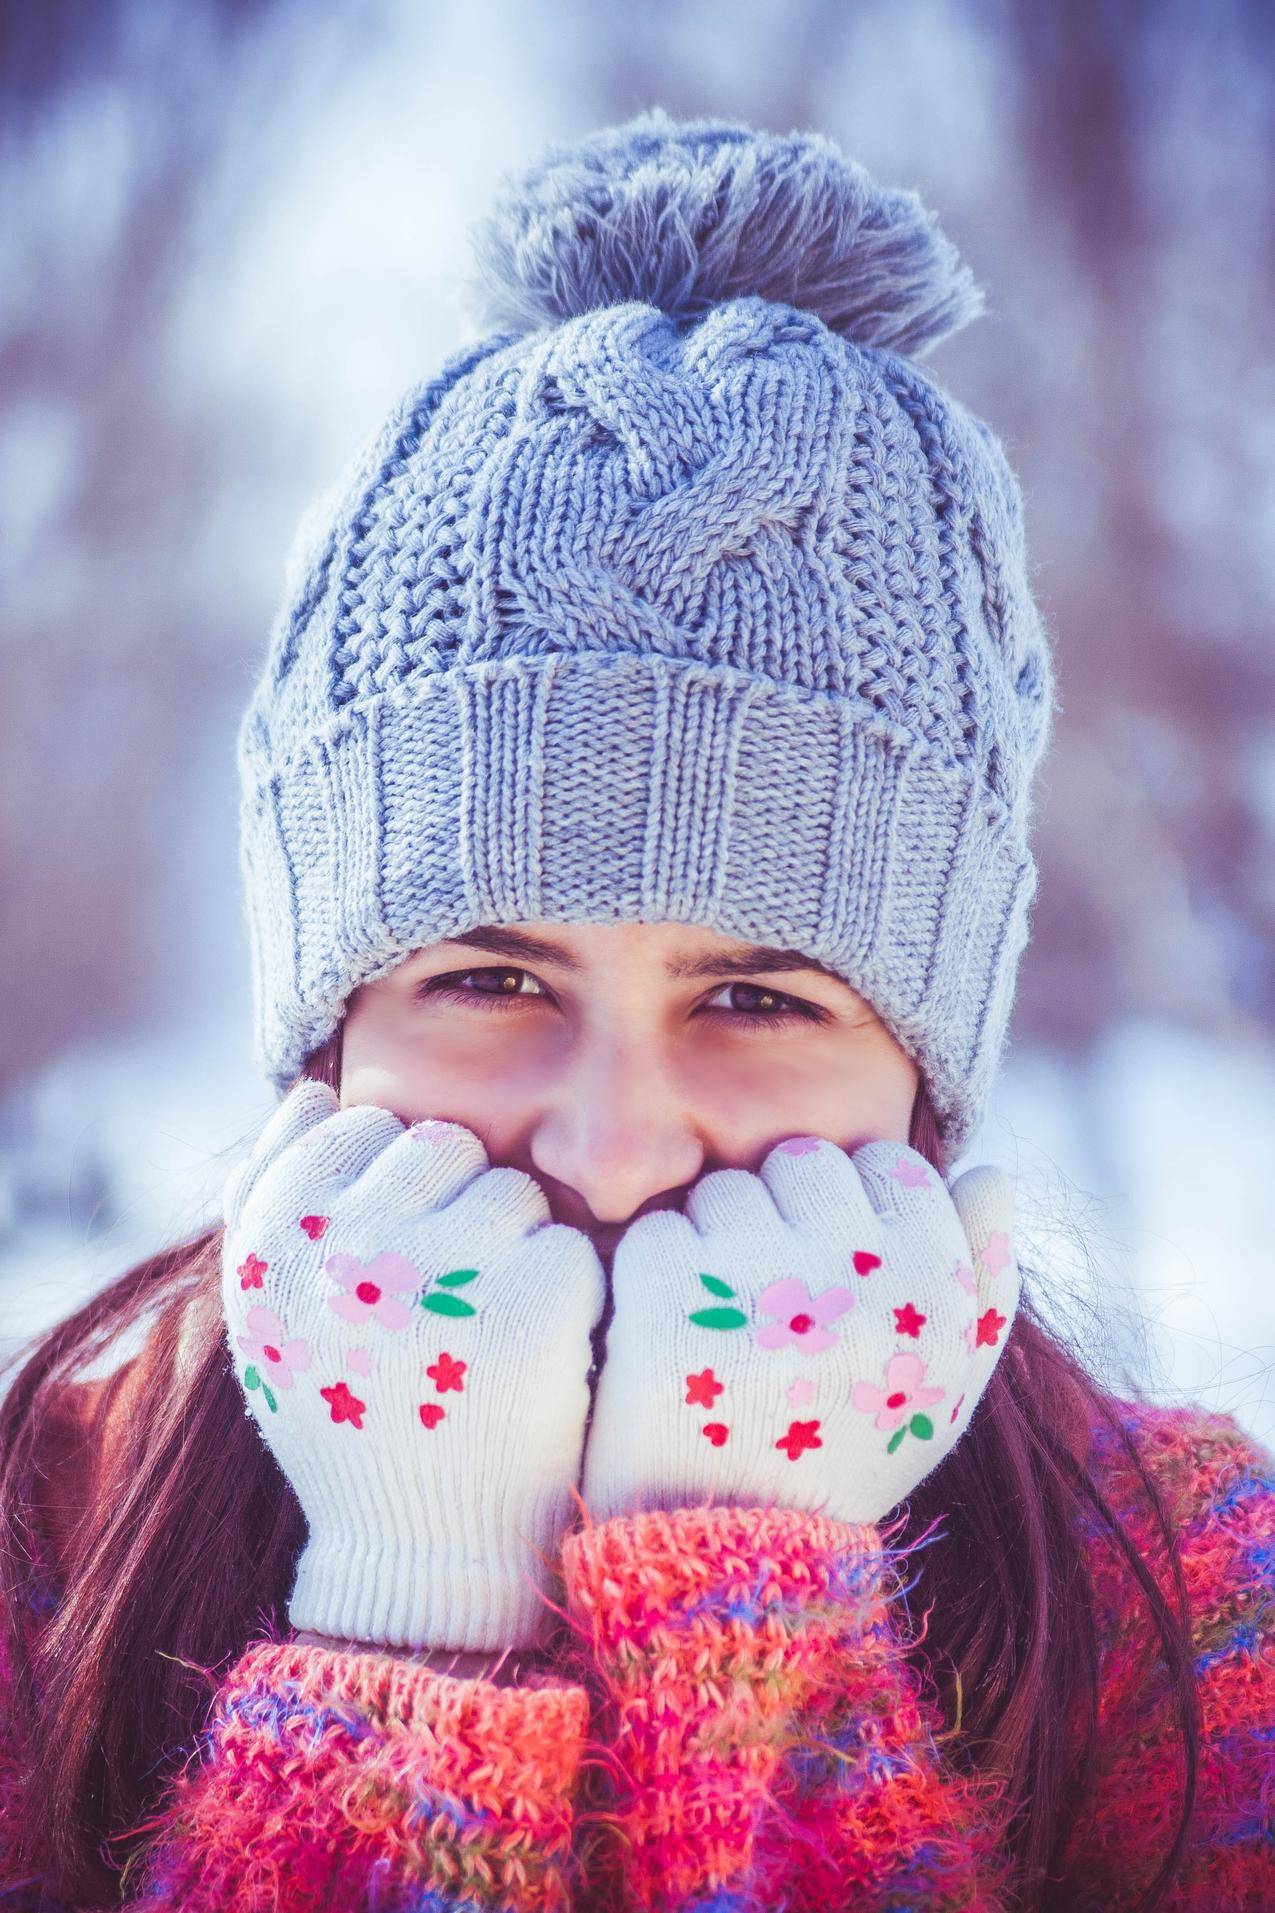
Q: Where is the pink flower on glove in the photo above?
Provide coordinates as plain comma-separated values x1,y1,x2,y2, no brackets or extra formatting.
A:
852,1351,944,1432
235,1307,311,1389
755,1277,856,1351
325,1250,418,1329
953,1258,977,1296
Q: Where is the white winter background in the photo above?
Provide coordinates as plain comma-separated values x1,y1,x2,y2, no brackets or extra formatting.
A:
2,0,1273,1447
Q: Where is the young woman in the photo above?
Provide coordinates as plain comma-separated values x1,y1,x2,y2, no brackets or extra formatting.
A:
1,110,1270,1912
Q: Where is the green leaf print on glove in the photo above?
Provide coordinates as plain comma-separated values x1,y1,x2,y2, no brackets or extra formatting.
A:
688,1271,750,1329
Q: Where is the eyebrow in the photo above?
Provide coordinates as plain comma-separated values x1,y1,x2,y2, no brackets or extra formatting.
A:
436,925,855,990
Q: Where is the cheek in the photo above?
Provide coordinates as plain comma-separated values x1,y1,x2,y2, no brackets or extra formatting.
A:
339,996,519,1124
691,1037,916,1146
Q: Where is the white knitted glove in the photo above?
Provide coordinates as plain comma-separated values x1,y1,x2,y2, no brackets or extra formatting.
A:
581,1135,1019,1527
220,1081,605,1651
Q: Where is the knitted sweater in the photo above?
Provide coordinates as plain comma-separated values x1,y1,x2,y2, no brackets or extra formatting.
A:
1,1378,1271,1909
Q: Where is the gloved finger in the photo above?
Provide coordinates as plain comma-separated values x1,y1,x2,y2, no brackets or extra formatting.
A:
850,1141,974,1292
492,1221,607,1335
755,1133,879,1238
247,1100,405,1224
609,1206,704,1303
344,1115,494,1222
948,1163,1020,1413
430,1162,555,1246
685,1165,784,1238
947,1163,1018,1303
849,1139,948,1223
222,1080,339,1230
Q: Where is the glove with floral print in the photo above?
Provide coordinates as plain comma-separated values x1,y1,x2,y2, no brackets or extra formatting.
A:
581,1135,1019,1526
220,1080,606,1652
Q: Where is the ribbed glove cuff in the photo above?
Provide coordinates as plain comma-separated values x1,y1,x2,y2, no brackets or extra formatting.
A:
288,1512,568,1652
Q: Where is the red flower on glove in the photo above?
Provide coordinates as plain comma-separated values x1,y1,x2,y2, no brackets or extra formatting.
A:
685,1367,724,1407
320,1380,366,1429
238,1252,267,1290
893,1301,927,1338
775,1418,823,1461
975,1307,1007,1348
426,1351,467,1394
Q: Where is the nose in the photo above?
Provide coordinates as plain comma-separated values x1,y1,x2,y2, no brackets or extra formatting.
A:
527,1032,704,1236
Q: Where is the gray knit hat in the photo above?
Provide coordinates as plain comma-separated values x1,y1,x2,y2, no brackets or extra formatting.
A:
237,109,1057,1166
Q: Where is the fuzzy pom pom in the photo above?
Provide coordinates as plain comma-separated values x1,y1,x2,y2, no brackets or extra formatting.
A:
465,106,984,359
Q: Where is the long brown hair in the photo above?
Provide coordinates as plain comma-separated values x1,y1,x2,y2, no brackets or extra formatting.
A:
0,1026,1199,1909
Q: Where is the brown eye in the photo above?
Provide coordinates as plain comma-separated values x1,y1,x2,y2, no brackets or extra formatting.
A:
705,982,826,1028
414,967,546,1007
467,968,527,996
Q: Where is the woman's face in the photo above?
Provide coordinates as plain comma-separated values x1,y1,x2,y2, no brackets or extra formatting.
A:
340,919,919,1261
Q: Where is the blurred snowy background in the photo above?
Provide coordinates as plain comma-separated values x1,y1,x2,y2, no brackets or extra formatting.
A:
2,0,1272,1444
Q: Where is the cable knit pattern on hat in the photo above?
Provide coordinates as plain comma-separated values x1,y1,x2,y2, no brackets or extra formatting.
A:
237,108,1057,1161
